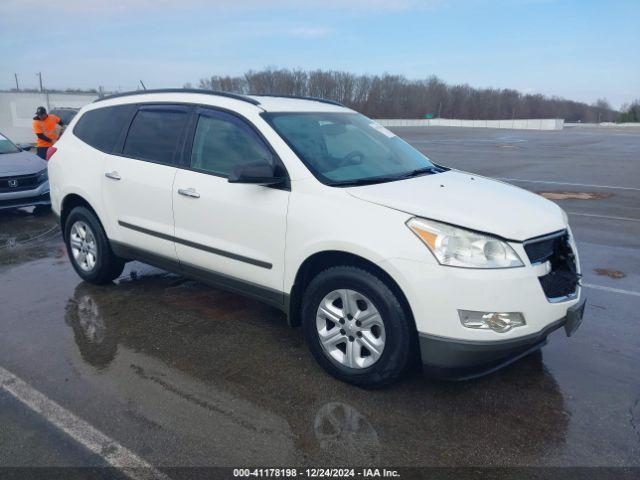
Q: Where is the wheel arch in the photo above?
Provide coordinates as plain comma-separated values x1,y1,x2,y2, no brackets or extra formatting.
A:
287,250,415,331
60,193,102,241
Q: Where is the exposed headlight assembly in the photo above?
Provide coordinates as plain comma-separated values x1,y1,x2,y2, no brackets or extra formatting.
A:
407,217,523,268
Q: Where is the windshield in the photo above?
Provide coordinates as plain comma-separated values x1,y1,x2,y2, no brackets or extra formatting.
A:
0,133,20,154
263,112,444,186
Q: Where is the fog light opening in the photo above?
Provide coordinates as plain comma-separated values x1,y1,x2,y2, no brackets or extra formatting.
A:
458,310,526,333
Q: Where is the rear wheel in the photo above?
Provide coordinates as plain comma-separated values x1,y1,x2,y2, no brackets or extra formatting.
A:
302,266,414,388
64,206,125,284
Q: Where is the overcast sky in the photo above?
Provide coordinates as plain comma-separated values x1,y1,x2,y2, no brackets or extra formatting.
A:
1,0,638,108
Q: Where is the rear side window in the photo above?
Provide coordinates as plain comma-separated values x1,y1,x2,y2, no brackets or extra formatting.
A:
123,106,188,164
73,105,134,153
190,111,274,177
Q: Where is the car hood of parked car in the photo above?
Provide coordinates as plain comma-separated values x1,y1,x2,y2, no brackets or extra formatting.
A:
346,170,566,242
0,150,47,176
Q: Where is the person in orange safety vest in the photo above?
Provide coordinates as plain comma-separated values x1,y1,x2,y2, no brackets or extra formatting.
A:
32,106,64,159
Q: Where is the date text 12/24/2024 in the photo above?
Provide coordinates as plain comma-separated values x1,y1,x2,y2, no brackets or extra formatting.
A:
233,468,401,478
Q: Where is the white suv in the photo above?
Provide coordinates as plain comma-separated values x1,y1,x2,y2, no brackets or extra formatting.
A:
49,89,585,387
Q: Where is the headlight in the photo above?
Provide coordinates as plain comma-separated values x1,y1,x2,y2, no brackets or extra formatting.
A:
37,168,48,183
407,217,523,268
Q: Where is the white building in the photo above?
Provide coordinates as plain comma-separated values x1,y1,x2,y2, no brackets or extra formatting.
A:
0,91,98,144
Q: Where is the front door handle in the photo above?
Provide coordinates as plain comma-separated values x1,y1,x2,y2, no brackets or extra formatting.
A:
104,171,121,180
177,188,200,198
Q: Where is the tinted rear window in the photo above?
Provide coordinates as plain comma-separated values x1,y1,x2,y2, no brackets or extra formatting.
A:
122,107,188,164
73,105,134,153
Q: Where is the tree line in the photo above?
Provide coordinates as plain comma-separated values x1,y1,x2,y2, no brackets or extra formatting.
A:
5,87,99,94
194,68,622,122
618,100,640,123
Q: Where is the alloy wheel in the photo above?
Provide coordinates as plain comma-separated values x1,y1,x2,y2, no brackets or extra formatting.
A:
315,289,386,369
69,221,98,272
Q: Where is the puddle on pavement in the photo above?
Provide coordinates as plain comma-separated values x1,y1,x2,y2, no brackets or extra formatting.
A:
11,210,637,465
594,268,626,279
0,210,63,266
537,191,612,200
0,210,571,464
61,275,569,465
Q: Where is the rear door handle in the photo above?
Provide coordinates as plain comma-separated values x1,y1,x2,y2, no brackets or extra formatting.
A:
178,188,200,198
104,171,121,180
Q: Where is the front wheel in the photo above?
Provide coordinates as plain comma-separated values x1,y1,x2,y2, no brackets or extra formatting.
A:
33,204,52,216
302,266,415,388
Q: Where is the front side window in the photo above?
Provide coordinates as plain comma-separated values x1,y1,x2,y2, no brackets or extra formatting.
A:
73,105,134,153
190,111,274,177
264,112,444,186
123,106,188,164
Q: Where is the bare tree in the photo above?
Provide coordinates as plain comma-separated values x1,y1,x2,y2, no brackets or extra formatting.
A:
194,68,619,121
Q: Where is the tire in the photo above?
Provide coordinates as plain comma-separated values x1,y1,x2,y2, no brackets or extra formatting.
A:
302,266,415,388
33,204,52,216
64,206,125,284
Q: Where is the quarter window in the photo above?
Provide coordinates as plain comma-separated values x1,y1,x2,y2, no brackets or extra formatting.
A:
123,107,188,164
73,105,134,153
190,111,274,177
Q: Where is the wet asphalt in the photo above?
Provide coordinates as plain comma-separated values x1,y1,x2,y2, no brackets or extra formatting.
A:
0,125,638,472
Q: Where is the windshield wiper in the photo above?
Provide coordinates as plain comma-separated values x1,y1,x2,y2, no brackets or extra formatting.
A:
397,166,439,179
330,166,443,187
331,167,441,187
330,176,402,187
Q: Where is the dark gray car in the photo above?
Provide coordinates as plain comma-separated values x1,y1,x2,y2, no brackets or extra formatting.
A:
0,132,50,211
50,107,79,125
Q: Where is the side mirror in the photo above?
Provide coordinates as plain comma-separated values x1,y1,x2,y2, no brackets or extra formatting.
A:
228,161,285,186
17,144,33,151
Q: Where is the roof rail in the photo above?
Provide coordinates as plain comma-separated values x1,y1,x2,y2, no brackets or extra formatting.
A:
249,94,345,107
93,88,261,106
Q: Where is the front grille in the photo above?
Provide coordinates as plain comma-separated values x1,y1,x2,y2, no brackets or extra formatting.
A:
0,173,42,193
524,230,579,300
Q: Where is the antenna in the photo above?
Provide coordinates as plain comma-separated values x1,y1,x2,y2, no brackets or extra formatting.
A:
139,80,147,91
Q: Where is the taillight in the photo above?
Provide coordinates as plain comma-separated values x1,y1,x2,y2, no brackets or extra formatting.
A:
45,146,57,161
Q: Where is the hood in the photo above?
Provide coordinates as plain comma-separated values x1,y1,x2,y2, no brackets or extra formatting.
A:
0,150,47,176
346,170,566,241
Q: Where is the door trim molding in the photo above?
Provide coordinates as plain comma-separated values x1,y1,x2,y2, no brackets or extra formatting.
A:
110,241,285,311
117,220,273,269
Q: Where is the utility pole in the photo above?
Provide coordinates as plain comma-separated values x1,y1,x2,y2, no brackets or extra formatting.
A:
14,73,19,91
37,72,43,92
438,101,442,118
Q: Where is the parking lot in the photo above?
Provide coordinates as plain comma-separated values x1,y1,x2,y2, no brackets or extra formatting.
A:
1,125,639,475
